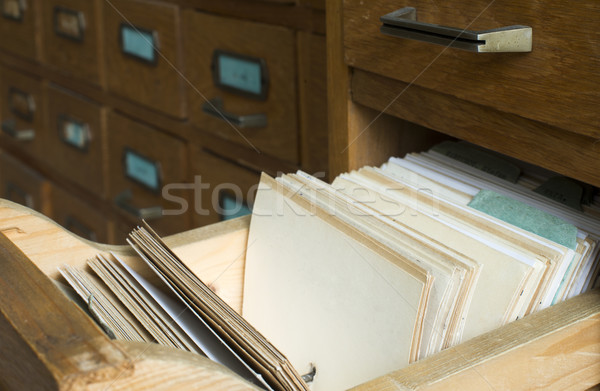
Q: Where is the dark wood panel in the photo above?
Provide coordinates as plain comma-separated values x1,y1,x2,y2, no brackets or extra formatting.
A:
184,10,299,163
352,69,600,188
344,0,600,138
41,0,105,87
0,0,41,60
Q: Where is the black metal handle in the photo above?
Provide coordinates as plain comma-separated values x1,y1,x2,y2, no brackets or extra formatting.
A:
1,120,35,141
115,189,162,220
380,7,532,52
202,97,267,128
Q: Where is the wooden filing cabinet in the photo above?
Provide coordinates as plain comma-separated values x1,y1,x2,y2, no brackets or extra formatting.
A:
184,11,299,163
0,67,45,158
104,0,186,119
107,112,190,236
49,183,113,244
0,0,41,60
328,0,600,389
45,84,108,198
0,151,50,214
190,146,261,227
41,0,105,87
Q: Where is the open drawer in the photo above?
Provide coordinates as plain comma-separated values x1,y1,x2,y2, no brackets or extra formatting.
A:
0,200,598,390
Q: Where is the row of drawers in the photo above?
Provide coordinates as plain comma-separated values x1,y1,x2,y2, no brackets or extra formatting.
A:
0,1,315,164
0,79,263,239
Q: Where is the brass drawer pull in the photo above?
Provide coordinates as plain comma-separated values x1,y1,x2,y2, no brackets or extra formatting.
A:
380,7,532,52
1,119,35,141
115,189,162,220
202,97,267,129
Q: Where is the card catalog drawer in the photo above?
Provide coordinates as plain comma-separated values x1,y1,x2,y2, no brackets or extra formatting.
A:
107,112,190,236
104,0,185,118
41,0,104,86
45,85,107,198
50,184,112,244
0,0,41,60
184,11,298,163
0,67,45,158
190,146,260,227
0,152,49,214
344,0,600,138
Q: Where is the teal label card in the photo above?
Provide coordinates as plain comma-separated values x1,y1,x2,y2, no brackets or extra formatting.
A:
120,24,157,64
59,116,89,150
124,148,161,192
220,192,252,221
213,50,268,99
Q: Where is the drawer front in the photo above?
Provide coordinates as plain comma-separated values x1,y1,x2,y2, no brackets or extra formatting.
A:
0,152,49,214
184,11,298,163
41,0,104,86
0,0,40,59
104,0,185,118
45,85,107,197
0,67,45,158
107,112,190,235
50,184,112,244
344,0,600,138
190,146,260,227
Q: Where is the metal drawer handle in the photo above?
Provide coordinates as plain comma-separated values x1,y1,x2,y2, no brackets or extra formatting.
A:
115,189,162,220
1,119,35,141
380,7,532,53
202,97,267,128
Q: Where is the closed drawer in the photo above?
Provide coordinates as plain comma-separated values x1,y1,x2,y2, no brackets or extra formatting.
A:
0,152,49,214
41,0,104,86
107,112,190,236
104,0,185,118
0,67,45,158
184,11,298,163
190,146,260,227
344,0,600,138
0,0,41,60
50,184,112,244
45,84,107,197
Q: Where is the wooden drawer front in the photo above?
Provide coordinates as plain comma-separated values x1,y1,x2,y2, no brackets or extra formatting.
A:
344,0,600,138
107,112,190,236
0,0,40,60
184,11,298,163
50,184,112,244
0,67,45,158
0,152,49,214
104,0,185,118
41,0,104,86
45,85,107,197
190,146,260,227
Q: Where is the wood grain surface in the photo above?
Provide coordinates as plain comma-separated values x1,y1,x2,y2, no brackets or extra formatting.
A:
45,84,108,198
352,69,600,188
344,0,600,138
183,10,299,164
103,0,186,118
41,0,105,87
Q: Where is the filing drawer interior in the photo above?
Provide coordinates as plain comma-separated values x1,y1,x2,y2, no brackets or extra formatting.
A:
343,0,600,138
45,84,107,198
184,11,299,163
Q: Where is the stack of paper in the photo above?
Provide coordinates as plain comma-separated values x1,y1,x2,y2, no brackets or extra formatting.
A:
242,141,599,390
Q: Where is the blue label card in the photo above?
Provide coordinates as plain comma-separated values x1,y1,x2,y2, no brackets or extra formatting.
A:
124,149,160,192
121,25,156,63
60,117,89,150
213,50,267,99
220,193,252,221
